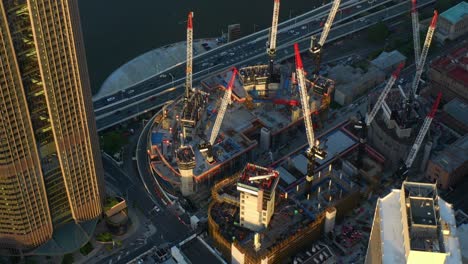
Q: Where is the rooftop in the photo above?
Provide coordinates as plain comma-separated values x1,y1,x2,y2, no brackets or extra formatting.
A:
444,98,468,126
440,1,468,24
431,46,468,87
237,163,280,193
178,236,225,264
371,50,406,71
374,181,462,264
432,135,468,173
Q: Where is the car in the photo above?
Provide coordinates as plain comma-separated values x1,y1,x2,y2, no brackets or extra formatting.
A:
114,110,121,115
149,96,156,101
301,25,307,30
359,18,365,22
159,74,167,78
106,96,116,102
357,5,362,8
127,89,135,94
229,52,235,56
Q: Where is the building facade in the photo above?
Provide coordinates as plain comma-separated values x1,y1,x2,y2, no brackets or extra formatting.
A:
0,0,104,255
426,135,468,190
365,182,462,264
435,2,468,42
428,46,468,103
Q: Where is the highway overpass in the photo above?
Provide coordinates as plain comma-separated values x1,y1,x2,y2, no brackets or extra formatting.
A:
95,0,436,131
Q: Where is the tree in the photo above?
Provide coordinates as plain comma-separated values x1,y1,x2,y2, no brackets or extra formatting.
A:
101,130,128,154
96,232,113,242
79,242,94,256
367,22,390,43
435,0,453,12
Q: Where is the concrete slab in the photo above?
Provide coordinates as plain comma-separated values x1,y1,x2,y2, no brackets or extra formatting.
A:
95,38,220,100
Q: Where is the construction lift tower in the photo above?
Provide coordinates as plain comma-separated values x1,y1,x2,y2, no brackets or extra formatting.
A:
355,63,404,169
396,92,442,178
309,0,341,74
199,68,238,163
294,43,327,197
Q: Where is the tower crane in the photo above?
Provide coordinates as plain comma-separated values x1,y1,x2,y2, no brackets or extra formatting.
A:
294,43,327,195
199,68,238,163
396,92,441,178
355,63,404,168
411,0,421,65
266,0,281,84
185,11,194,101
267,0,280,59
410,11,438,100
309,0,341,74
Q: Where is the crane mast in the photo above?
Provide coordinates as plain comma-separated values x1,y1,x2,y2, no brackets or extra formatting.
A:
185,12,194,101
295,43,315,149
294,43,326,192
404,92,441,169
356,63,403,169
309,0,341,74
366,63,404,126
410,11,438,99
200,68,237,163
267,0,280,58
411,0,421,66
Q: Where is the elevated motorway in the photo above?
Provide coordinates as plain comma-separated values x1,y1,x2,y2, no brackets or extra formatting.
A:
95,0,436,131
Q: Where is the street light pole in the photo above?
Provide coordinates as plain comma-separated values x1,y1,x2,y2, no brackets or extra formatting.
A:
169,73,175,88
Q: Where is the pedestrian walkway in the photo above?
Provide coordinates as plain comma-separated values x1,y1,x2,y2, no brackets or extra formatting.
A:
74,186,153,264
95,38,220,100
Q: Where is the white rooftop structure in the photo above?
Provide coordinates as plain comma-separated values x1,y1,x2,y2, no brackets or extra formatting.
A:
366,181,462,264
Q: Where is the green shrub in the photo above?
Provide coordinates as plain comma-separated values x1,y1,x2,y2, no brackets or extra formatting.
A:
79,242,94,256
96,232,113,242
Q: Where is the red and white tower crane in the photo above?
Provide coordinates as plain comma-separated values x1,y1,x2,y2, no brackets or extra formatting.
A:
199,68,238,163
267,0,280,58
411,0,421,66
355,63,404,168
185,11,194,101
410,11,438,99
309,0,341,74
294,43,327,192
397,92,441,178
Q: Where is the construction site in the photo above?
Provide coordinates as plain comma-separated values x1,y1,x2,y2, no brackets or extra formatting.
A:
147,4,336,199
142,0,465,262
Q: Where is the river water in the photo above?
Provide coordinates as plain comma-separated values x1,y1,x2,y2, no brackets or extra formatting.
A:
78,0,327,92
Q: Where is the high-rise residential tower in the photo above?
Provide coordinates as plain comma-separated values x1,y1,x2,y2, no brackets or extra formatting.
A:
0,0,104,255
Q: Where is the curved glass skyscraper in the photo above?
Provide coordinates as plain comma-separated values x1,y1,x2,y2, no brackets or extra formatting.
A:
0,0,104,255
